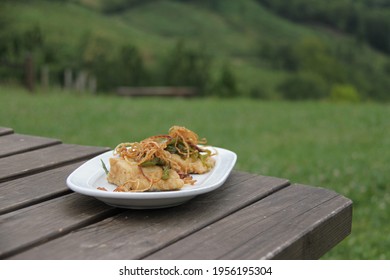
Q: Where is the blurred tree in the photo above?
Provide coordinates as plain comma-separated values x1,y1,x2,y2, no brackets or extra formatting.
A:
117,44,147,86
0,1,14,82
256,0,390,54
0,4,44,87
22,25,44,52
101,0,156,13
294,37,347,83
72,32,150,91
0,1,19,58
260,37,347,84
214,63,238,98
77,32,115,90
363,10,390,53
163,40,212,95
278,72,328,100
0,4,8,57
260,41,299,71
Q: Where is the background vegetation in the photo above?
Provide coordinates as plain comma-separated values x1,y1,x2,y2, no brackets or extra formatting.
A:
1,0,389,259
1,0,389,100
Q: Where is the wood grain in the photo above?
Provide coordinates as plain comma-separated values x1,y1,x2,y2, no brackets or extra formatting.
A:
0,193,121,259
0,144,109,183
271,194,352,259
0,161,87,215
0,127,13,136
0,133,61,158
10,173,289,259
145,184,352,260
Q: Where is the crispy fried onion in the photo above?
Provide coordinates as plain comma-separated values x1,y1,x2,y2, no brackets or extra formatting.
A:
113,126,210,188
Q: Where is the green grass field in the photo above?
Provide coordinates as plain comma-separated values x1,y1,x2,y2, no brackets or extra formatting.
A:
1,86,389,259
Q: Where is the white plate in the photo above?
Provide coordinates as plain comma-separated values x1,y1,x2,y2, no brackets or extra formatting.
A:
66,147,237,209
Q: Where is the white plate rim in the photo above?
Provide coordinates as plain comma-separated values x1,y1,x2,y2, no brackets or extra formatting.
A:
66,146,237,203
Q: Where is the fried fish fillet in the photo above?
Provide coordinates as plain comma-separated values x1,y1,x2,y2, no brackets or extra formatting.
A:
170,153,215,174
107,157,184,192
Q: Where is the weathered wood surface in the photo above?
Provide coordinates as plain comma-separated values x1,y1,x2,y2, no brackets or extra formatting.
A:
0,133,61,158
0,128,353,260
0,194,120,259
11,173,289,259
0,127,13,136
0,162,86,215
117,86,197,97
0,143,109,183
146,184,352,260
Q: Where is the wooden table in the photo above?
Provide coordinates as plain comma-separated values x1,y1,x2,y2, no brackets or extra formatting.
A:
0,127,352,260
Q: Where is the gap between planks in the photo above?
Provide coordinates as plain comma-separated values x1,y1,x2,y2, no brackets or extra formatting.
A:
9,173,290,260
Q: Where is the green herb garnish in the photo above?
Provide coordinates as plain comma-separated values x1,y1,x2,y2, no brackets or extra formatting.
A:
101,159,109,175
161,165,170,180
140,157,164,167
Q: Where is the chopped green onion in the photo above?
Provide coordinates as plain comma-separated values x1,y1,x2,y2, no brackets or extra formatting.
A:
161,166,170,180
140,157,164,167
101,159,109,175
199,150,212,166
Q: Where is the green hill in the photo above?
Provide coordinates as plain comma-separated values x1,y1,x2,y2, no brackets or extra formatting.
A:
1,0,389,100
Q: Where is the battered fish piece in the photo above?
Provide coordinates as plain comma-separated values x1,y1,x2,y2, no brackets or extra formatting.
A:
107,126,215,192
107,157,184,192
170,153,215,174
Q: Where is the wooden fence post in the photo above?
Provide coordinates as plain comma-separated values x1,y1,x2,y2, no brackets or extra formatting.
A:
64,68,73,90
41,65,49,89
88,75,97,94
24,53,35,93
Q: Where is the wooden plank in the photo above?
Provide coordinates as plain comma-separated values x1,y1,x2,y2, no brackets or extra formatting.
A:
0,161,87,215
0,127,14,136
117,86,197,97
10,173,290,259
0,193,121,259
145,184,352,260
271,195,352,259
0,144,109,183
0,133,61,158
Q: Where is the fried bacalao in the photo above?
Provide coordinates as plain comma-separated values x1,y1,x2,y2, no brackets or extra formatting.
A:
105,126,215,192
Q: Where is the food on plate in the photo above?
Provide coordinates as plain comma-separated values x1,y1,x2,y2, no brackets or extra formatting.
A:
105,126,216,192
108,157,184,192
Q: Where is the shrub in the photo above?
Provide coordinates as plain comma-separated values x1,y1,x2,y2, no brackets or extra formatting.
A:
213,63,239,98
278,72,328,100
162,41,212,95
329,84,361,103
